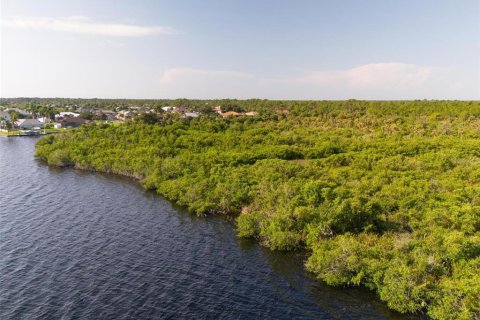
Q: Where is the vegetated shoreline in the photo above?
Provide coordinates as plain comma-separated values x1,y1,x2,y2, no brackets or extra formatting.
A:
35,100,480,320
38,157,410,318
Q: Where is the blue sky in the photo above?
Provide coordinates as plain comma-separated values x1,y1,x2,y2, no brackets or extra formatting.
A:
1,0,479,99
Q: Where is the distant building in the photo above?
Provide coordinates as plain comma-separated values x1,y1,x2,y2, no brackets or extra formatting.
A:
221,111,242,117
184,112,199,118
94,110,117,121
161,106,176,112
16,119,44,130
61,117,87,128
103,110,116,114
116,110,133,120
55,112,80,119
171,107,186,114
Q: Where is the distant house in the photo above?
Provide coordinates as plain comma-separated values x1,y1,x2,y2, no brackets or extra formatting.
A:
16,119,44,130
172,107,186,114
161,106,176,112
221,111,242,117
96,109,115,115
61,117,87,128
55,112,80,120
116,110,133,120
184,112,199,118
94,110,117,121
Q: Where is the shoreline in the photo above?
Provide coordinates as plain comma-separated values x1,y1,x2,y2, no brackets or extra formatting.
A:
34,104,480,319
0,130,63,137
1,135,405,319
37,156,411,319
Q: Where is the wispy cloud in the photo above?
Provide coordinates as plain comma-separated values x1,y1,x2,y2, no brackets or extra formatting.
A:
157,63,467,99
294,63,435,88
160,68,253,85
159,68,255,99
98,39,127,47
0,16,178,37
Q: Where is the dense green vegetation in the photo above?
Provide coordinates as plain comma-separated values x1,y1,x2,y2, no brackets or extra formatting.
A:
35,100,480,319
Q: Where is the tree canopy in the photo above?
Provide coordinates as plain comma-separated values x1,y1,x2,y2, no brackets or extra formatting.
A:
35,100,480,319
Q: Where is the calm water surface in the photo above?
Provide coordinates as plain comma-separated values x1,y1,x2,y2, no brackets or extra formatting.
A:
0,137,407,319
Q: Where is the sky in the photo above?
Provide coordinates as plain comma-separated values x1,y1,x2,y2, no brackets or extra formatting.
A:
0,0,479,99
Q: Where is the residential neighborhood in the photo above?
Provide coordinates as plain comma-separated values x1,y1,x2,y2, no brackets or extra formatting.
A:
1,101,264,132
0,99,269,136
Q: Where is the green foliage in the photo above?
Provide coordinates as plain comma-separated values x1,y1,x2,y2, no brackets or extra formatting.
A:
47,149,73,167
35,100,480,318
429,258,480,320
79,112,94,120
135,112,159,124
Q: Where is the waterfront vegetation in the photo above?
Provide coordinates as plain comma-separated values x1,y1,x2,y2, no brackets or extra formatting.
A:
0,130,23,136
35,100,480,319
0,128,64,136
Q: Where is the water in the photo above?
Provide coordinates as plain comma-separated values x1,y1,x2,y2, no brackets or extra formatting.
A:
0,137,407,319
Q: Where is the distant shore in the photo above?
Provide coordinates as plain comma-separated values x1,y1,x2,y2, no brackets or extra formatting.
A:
0,129,64,137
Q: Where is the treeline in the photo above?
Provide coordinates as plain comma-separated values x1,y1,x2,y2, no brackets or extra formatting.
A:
4,97,480,115
35,100,480,319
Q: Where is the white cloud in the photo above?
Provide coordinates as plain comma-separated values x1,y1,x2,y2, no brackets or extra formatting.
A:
0,16,177,37
98,40,126,47
295,63,435,88
159,68,256,99
157,63,471,99
346,63,433,88
160,68,253,85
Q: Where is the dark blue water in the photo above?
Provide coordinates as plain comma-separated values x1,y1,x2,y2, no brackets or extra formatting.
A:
0,137,406,319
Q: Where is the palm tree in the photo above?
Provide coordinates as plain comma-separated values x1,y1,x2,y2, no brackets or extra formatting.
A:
27,103,41,118
10,112,18,129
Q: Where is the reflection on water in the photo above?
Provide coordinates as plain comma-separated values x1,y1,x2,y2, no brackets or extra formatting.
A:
0,137,408,319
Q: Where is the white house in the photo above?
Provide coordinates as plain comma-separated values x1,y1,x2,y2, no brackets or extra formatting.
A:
116,110,134,120
184,112,199,118
16,119,44,130
55,112,80,119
